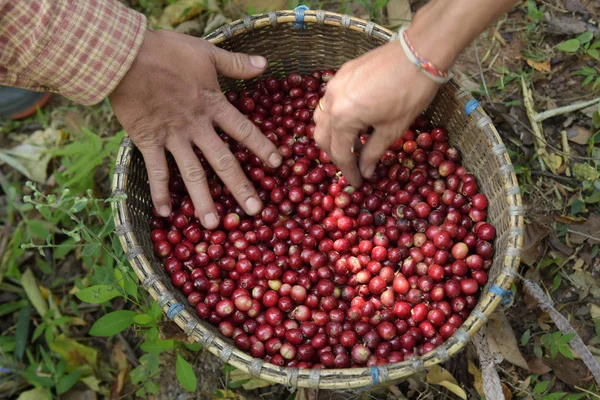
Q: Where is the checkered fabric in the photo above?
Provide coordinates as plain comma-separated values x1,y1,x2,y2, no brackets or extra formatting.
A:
0,0,147,105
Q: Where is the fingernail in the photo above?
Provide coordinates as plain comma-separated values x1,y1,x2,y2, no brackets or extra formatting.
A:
268,152,282,167
203,213,218,228
362,165,375,179
245,197,261,215
159,205,170,217
250,55,267,69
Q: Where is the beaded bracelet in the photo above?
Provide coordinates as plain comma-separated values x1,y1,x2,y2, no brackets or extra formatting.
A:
397,26,452,84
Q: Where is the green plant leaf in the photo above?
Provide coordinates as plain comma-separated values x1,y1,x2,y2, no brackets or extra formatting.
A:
588,49,600,60
26,219,51,240
39,347,55,374
145,380,160,395
21,268,48,317
556,39,580,52
76,284,122,304
82,242,100,257
521,329,531,346
543,393,567,400
228,378,251,389
140,339,174,354
133,314,154,325
551,274,562,292
583,75,594,86
558,333,575,344
57,370,82,395
585,190,600,204
564,393,587,400
115,268,138,300
21,368,54,388
149,300,163,319
558,345,574,359
0,300,28,317
533,380,552,394
176,354,197,392
534,344,543,359
184,342,202,352
88,310,136,337
592,244,599,259
14,305,31,362
130,365,147,385
550,343,558,358
577,31,594,44
32,321,46,342
0,336,16,353
15,387,51,400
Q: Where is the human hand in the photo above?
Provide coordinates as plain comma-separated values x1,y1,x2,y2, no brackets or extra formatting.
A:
109,30,281,229
313,40,441,188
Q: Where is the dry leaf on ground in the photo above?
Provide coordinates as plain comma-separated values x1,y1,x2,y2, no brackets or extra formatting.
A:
48,335,98,373
229,369,273,390
568,213,600,245
487,311,531,371
467,360,484,398
110,369,128,400
158,0,218,28
521,221,552,266
0,128,61,183
569,271,600,299
111,341,129,371
567,125,593,145
231,0,287,12
544,354,591,388
526,356,552,375
526,59,551,72
426,365,467,399
158,321,189,342
548,234,575,257
565,0,588,13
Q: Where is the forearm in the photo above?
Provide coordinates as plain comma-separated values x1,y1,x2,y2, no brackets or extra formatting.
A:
0,0,147,105
407,0,518,71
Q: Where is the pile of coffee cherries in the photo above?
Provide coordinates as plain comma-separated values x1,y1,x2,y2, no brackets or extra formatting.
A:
149,70,496,369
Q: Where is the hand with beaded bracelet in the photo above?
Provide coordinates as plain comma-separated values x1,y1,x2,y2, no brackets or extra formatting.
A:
314,0,519,188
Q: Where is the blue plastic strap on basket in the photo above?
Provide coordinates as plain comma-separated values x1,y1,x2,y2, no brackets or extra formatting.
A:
166,302,184,319
293,5,309,29
370,366,379,385
489,285,514,306
465,98,480,116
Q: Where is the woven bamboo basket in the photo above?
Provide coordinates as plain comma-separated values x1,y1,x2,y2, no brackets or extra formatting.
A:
111,9,524,389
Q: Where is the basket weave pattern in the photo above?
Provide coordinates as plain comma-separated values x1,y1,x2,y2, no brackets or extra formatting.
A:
112,10,524,389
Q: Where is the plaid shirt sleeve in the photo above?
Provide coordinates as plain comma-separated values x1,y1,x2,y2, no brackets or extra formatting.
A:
0,0,147,105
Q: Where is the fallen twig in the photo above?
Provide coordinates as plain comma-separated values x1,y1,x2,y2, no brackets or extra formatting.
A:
530,170,579,185
534,97,600,122
561,130,571,176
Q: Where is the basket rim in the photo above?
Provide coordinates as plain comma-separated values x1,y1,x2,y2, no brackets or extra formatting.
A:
111,9,524,390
